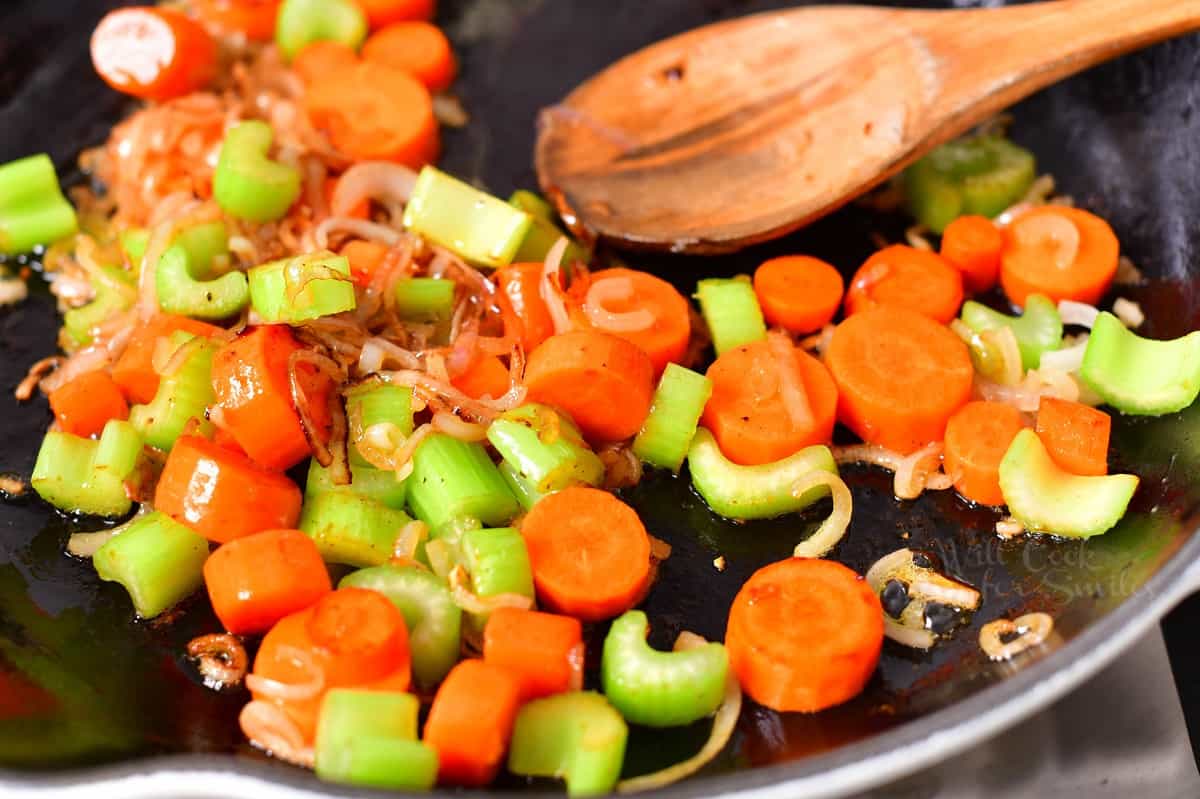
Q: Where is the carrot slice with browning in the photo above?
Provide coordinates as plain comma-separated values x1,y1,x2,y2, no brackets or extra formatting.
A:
753,255,844,334
1000,206,1119,306
584,267,691,375
845,244,964,324
1035,396,1111,476
940,215,1004,294
943,400,1025,506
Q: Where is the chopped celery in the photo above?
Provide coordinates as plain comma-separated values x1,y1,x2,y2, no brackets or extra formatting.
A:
961,294,1062,370
119,227,149,267
0,154,78,255
306,459,407,510
32,419,145,517
694,277,766,355
314,689,437,791
509,190,555,221
63,266,134,348
500,460,547,511
213,121,302,222
461,527,534,632
687,427,837,520
92,511,209,618
299,489,412,567
406,434,520,532
487,404,604,493
340,565,462,688
156,223,249,320
275,0,368,61
394,277,456,322
248,251,356,324
508,692,628,797
128,331,217,450
902,134,1036,232
999,428,1138,538
1080,311,1200,416
632,364,713,472
347,381,413,467
508,190,589,266
601,610,728,727
403,166,533,268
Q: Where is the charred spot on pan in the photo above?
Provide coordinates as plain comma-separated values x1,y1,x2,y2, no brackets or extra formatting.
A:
880,579,909,618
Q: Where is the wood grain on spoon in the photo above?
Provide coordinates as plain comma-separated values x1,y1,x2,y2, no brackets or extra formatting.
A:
535,0,1200,254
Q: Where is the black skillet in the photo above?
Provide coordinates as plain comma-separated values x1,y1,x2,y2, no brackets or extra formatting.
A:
3,1,1200,796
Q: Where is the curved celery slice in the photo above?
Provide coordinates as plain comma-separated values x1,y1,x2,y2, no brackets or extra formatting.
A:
32,419,145,517
633,364,713,472
601,610,728,728
1080,311,1200,416
403,166,533,268
694,278,766,356
214,121,302,222
0,154,78,255
128,331,217,451
340,565,462,688
999,428,1138,539
406,434,520,532
687,428,837,520
248,251,356,324
299,490,412,567
902,135,1036,232
487,404,604,493
63,267,134,347
508,692,628,797
92,511,209,618
961,294,1062,370
275,0,367,62
315,689,437,791
156,235,248,321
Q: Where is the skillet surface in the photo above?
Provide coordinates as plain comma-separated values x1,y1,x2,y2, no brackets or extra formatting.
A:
3,1,1200,796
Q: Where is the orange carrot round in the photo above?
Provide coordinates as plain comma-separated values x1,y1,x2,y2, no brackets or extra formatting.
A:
584,267,691,375
940,215,1004,294
825,306,974,454
293,40,360,86
942,400,1025,506
520,486,651,622
845,244,964,324
362,21,457,92
193,0,281,41
340,239,389,286
423,659,522,787
49,370,129,439
726,558,882,713
495,262,555,354
452,353,510,400
753,255,844,334
355,0,434,29
525,329,654,442
91,7,218,101
1035,396,1111,476
1000,206,1119,306
702,336,838,465
483,607,583,701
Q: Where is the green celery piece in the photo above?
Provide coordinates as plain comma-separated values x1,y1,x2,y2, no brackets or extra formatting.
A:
275,0,367,61
694,277,766,356
299,489,412,567
128,331,217,451
407,434,520,532
175,221,230,269
119,227,149,268
508,692,628,797
340,565,462,688
601,610,728,727
961,138,1038,218
487,404,604,493
248,251,356,324
306,459,407,510
0,154,78,255
156,223,249,320
461,527,534,632
999,428,1138,538
92,511,209,618
63,266,134,347
509,190,555,220
507,190,589,267
31,419,144,517
1080,311,1200,416
500,460,546,511
346,382,414,467
403,166,533,268
687,427,837,520
394,277,456,322
903,134,1036,233
314,689,437,791
961,294,1062,370
633,364,713,472
214,121,302,222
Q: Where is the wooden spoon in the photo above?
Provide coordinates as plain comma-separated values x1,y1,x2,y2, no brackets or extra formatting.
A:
535,0,1200,254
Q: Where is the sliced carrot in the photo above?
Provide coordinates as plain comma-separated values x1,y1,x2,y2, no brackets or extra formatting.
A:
753,255,844,334
521,486,651,622
525,330,654,442
306,61,439,168
111,315,224,404
294,41,360,87
583,267,691,376
362,21,457,92
940,215,1004,294
204,529,332,635
252,588,411,741
193,0,281,41
1000,206,1119,306
324,175,371,220
1035,396,1111,476
355,0,434,28
155,435,303,543
423,659,522,787
340,240,388,287
726,558,882,712
702,337,837,466
825,306,974,454
482,607,584,701
452,354,511,400
943,401,1025,506
48,370,129,438
494,262,555,354
845,244,964,324
211,326,326,471
91,7,218,101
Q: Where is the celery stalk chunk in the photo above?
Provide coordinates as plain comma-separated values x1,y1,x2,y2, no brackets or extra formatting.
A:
346,382,414,467
32,419,145,517
902,135,1036,232
1079,311,1200,416
694,278,766,355
0,154,78,255
340,565,462,688
508,190,589,266
460,527,534,633
403,166,533,268
509,190,555,220
393,277,455,322
633,364,714,472
601,610,728,727
63,266,134,347
687,428,837,520
299,490,412,567
314,689,437,791
508,692,628,797
213,121,302,222
128,331,217,451
500,461,546,511
487,404,604,493
275,0,367,61
961,293,1062,370
406,434,520,532
306,459,408,510
92,511,209,618
156,226,249,320
248,251,356,324
999,429,1138,539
